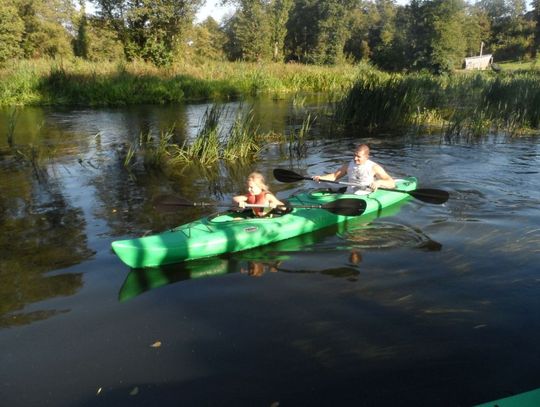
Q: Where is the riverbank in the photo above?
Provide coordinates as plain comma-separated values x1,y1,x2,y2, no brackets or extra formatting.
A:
0,59,358,107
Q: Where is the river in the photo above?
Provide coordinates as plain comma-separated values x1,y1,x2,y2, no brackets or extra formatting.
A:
1,99,539,406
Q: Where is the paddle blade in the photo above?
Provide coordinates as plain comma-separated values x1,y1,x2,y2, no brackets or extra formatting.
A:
322,198,367,216
409,188,449,205
273,168,311,183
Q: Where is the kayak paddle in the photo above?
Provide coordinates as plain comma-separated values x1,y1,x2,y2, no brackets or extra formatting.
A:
153,194,366,216
273,168,449,205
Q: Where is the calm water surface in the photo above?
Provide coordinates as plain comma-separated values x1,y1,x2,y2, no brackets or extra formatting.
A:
1,100,539,406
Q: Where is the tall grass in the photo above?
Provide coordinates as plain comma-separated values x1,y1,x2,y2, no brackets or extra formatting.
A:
222,108,261,161
172,104,222,166
0,59,357,107
288,113,313,159
336,68,540,136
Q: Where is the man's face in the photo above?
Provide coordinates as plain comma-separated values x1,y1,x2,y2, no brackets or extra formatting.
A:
353,150,369,165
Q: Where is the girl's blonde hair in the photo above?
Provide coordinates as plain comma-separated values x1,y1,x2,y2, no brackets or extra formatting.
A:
247,171,269,192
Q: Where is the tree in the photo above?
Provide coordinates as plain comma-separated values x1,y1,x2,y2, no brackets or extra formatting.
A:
270,0,293,61
74,1,89,58
91,0,204,65
17,0,76,59
344,5,371,62
428,0,468,73
462,5,491,57
234,0,272,61
477,0,531,60
533,0,540,57
84,16,125,61
286,0,355,64
0,0,24,63
191,17,226,61
313,0,356,64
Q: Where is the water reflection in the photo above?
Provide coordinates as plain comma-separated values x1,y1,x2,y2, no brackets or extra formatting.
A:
340,221,442,251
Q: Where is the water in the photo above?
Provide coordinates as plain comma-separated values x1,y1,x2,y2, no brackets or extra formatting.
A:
1,101,539,406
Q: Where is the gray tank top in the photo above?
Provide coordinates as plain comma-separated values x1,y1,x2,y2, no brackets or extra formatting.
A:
346,159,375,194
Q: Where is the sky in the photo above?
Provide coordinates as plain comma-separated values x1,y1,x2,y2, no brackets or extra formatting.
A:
195,0,235,23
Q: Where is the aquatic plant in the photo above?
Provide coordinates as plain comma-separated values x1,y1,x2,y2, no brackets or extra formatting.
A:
222,108,261,161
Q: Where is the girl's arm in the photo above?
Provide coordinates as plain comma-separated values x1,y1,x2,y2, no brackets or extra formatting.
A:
233,194,248,208
266,193,285,208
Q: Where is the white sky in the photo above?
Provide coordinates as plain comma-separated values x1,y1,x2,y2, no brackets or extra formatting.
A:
195,0,235,23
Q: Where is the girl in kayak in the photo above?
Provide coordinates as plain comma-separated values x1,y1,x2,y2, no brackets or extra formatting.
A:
312,144,395,195
233,171,286,217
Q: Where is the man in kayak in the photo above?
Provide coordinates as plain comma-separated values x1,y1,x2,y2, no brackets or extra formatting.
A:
233,171,286,217
312,144,395,195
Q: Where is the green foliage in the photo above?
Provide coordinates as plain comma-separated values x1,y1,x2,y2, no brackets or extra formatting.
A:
92,0,203,66
270,0,293,62
234,0,272,62
0,1,24,63
191,17,227,61
336,67,540,135
285,0,355,64
0,59,358,106
428,0,468,73
83,17,124,62
17,0,75,59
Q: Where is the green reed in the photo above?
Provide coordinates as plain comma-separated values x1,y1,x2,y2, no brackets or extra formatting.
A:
169,104,222,166
222,108,261,161
1,59,358,107
336,69,540,136
288,113,313,159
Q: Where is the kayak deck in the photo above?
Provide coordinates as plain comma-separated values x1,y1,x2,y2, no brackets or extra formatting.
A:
111,177,417,268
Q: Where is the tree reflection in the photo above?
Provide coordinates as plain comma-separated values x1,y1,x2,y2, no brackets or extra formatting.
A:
0,166,93,328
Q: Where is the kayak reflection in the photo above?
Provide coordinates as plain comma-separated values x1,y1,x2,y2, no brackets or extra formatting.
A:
118,199,425,301
118,252,363,302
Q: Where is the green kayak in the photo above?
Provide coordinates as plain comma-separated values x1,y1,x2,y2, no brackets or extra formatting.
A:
111,177,417,268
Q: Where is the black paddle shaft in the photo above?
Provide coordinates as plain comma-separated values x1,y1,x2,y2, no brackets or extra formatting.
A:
153,193,367,216
273,168,449,205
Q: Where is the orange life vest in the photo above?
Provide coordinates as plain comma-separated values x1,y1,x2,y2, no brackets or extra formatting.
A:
246,191,268,217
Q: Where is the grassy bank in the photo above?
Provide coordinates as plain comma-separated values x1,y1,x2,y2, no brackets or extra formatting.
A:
336,68,540,135
0,59,358,107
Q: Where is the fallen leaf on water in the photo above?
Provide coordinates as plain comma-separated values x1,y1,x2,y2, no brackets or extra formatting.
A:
129,386,139,396
150,341,162,348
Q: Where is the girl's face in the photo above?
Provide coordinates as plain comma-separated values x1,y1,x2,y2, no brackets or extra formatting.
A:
247,180,262,195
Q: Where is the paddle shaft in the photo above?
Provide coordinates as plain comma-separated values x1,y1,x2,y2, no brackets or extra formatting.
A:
296,173,398,193
154,194,367,216
273,168,449,205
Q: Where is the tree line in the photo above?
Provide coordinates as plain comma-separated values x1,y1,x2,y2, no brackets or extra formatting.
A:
1,0,539,73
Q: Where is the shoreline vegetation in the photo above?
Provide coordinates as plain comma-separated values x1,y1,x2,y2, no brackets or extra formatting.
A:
2,58,540,141
2,57,539,181
0,59,358,107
